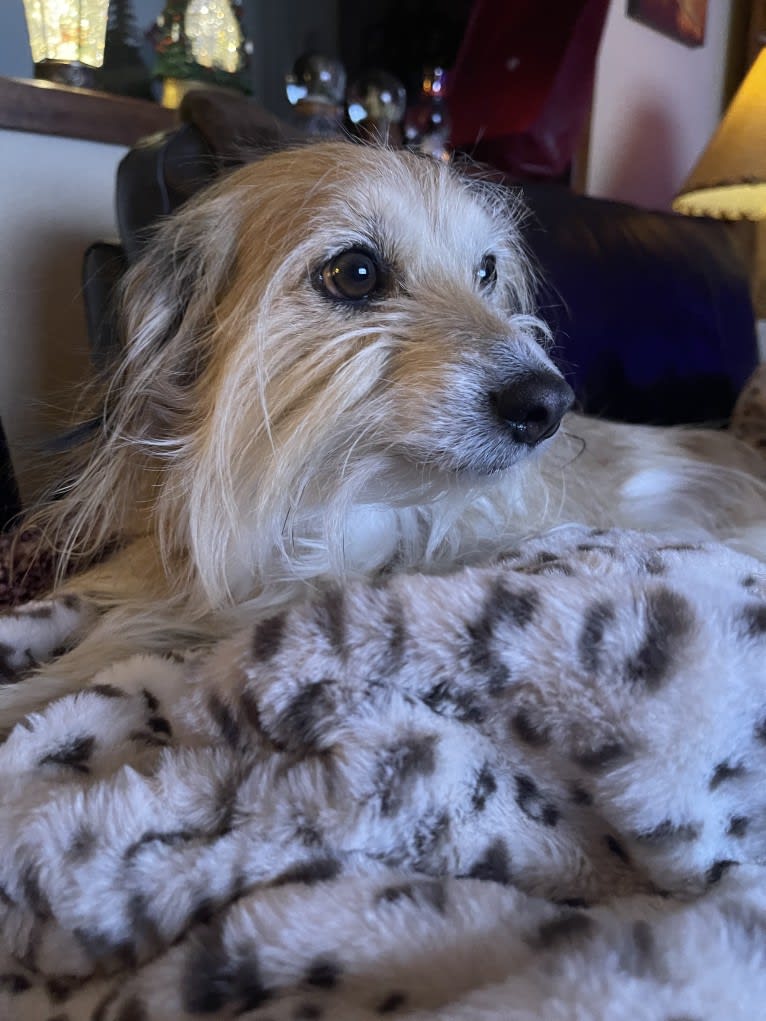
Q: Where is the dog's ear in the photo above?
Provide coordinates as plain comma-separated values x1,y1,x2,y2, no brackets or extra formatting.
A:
114,184,241,437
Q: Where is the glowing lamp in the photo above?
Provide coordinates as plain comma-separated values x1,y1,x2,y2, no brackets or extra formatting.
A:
22,0,110,88
673,49,766,317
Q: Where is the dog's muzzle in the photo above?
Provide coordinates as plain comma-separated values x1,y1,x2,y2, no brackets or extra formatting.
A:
492,371,575,446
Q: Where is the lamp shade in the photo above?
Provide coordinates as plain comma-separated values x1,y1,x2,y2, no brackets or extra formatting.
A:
673,48,766,220
22,0,110,69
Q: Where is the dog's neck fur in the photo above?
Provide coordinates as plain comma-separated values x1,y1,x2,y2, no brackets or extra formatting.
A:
71,414,766,635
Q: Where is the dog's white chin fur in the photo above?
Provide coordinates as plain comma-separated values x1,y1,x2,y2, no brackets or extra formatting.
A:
3,141,765,729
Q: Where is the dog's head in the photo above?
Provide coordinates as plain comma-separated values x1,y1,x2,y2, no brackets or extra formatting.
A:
59,143,574,602
122,142,570,464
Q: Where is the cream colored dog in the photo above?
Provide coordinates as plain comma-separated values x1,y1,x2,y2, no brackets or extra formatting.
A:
4,141,765,727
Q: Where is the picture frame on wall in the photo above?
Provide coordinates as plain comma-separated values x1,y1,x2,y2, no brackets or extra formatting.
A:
627,0,707,47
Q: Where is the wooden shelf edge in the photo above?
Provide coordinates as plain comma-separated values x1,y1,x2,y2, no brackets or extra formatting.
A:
0,76,177,147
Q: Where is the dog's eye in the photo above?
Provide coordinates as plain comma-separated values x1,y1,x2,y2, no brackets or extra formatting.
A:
477,254,497,290
320,249,380,303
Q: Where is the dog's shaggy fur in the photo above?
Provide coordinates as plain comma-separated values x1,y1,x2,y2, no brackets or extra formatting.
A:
3,141,766,727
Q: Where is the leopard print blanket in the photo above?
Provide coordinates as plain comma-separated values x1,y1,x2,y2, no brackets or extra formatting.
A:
1,526,766,1020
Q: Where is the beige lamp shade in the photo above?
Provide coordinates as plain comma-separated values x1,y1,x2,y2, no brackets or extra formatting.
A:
673,48,766,220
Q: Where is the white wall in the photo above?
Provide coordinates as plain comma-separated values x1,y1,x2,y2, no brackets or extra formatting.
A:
586,1,733,210
0,130,125,501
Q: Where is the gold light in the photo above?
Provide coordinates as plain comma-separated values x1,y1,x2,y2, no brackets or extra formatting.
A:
185,0,242,75
673,49,766,220
673,48,766,317
22,0,110,87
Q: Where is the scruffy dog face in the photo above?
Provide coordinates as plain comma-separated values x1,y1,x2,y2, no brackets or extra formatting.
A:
122,144,569,477
59,143,575,604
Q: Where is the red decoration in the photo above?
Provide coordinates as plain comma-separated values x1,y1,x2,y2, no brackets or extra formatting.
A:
448,0,610,179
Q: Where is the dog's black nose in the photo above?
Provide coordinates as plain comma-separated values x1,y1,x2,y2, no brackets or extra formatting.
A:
492,372,575,446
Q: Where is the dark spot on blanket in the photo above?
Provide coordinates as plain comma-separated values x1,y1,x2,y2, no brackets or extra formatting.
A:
412,809,451,870
127,893,162,951
377,991,407,1013
741,575,758,589
207,693,241,748
515,773,559,826
271,680,336,753
533,550,559,565
382,597,408,672
418,878,448,914
656,543,703,553
578,600,616,674
741,602,766,638
618,920,656,978
90,683,127,698
706,859,737,886
510,707,551,746
190,896,216,926
0,641,20,683
294,1004,324,1019
293,815,324,848
728,815,749,837
66,825,97,864
183,927,271,1014
314,587,345,656
114,996,149,1021
625,586,694,690
73,927,136,969
239,690,287,752
487,662,511,695
570,783,593,806
305,956,342,990
532,912,593,950
375,734,437,816
424,680,485,723
642,552,666,575
471,762,498,811
142,688,159,712
0,973,31,993
252,611,287,662
710,760,746,790
125,829,203,860
522,551,574,576
573,740,629,772
46,976,83,1002
376,879,447,915
604,834,631,864
492,580,540,628
38,734,96,773
634,819,701,845
577,543,617,556
467,580,538,674
21,862,51,919
495,546,522,561
466,838,511,884
272,856,341,887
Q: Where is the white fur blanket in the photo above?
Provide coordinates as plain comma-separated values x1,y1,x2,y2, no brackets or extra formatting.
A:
2,525,766,1020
